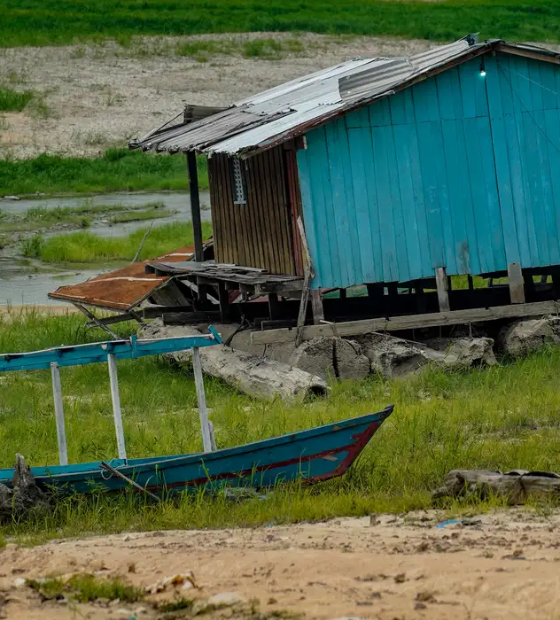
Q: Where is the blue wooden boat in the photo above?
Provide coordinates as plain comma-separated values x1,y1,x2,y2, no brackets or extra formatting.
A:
0,328,393,496
0,407,392,494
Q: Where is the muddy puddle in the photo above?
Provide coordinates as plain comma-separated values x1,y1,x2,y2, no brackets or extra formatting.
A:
0,191,211,306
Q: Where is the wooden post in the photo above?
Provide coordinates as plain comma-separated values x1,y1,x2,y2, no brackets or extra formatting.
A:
186,151,204,263
414,287,427,314
311,290,324,325
192,347,214,453
435,267,450,312
50,362,68,466
217,281,230,321
508,262,525,304
296,216,323,332
107,353,127,460
268,292,281,320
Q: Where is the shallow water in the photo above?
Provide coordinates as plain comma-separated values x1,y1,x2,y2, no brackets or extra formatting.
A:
0,191,212,306
0,191,211,217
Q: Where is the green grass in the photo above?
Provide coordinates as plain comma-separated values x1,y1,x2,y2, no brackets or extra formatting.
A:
21,220,213,263
27,574,144,603
2,311,560,541
109,205,174,224
0,87,34,111
2,0,560,48
0,149,208,196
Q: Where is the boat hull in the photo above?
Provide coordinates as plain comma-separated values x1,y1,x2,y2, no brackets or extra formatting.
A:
0,407,393,494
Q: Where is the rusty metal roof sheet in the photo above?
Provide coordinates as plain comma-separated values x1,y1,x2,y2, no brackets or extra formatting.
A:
48,247,196,311
132,36,560,157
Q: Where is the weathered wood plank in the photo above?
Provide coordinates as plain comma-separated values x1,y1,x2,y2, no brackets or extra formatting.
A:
435,267,450,312
250,300,560,345
508,261,526,303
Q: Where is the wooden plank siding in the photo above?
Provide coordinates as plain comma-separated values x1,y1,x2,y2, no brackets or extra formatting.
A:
208,148,299,275
297,53,560,290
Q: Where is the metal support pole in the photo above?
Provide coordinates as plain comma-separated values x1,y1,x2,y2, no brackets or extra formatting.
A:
107,353,127,460
192,347,214,452
50,362,68,466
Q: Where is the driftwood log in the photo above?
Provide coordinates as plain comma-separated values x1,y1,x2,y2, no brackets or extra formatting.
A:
0,454,48,522
433,469,560,505
143,321,328,401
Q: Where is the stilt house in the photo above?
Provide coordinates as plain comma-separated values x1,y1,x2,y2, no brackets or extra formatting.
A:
129,35,560,339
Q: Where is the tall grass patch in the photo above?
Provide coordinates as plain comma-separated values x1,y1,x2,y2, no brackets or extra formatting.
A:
2,312,560,539
0,149,208,196
22,220,213,263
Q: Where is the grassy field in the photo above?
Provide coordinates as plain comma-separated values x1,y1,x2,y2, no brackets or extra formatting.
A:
1,310,559,542
21,220,213,263
1,0,560,47
0,149,208,197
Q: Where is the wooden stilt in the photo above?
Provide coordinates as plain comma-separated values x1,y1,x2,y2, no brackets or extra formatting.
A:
367,284,384,301
414,287,427,314
107,353,127,460
435,267,450,312
268,292,281,320
218,281,230,321
192,347,214,453
311,290,324,325
508,262,525,304
50,362,68,466
295,216,316,345
387,283,399,297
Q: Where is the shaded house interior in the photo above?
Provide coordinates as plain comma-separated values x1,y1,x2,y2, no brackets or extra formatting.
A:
51,36,560,334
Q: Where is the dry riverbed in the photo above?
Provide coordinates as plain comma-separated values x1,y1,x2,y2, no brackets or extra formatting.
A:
0,33,435,159
2,510,560,619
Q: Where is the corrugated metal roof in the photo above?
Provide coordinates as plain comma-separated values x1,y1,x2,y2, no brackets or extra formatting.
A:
131,36,560,157
48,246,198,311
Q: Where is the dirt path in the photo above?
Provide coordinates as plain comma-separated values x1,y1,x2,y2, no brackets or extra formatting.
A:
0,33,434,159
2,510,560,619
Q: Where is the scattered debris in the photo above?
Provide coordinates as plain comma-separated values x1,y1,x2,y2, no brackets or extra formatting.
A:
192,591,246,614
145,572,197,595
0,454,48,522
433,469,560,504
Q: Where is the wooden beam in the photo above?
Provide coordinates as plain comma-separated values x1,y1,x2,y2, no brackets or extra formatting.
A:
74,303,120,339
85,313,133,328
508,262,525,304
250,300,560,345
435,267,450,312
186,152,204,263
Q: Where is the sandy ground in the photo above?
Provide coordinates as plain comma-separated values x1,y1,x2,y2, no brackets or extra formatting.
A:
0,33,435,159
2,510,560,619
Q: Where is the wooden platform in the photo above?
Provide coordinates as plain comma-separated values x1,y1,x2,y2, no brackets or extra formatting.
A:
145,261,304,295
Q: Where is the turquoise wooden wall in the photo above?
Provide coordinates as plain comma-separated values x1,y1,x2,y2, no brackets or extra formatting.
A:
297,53,560,289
